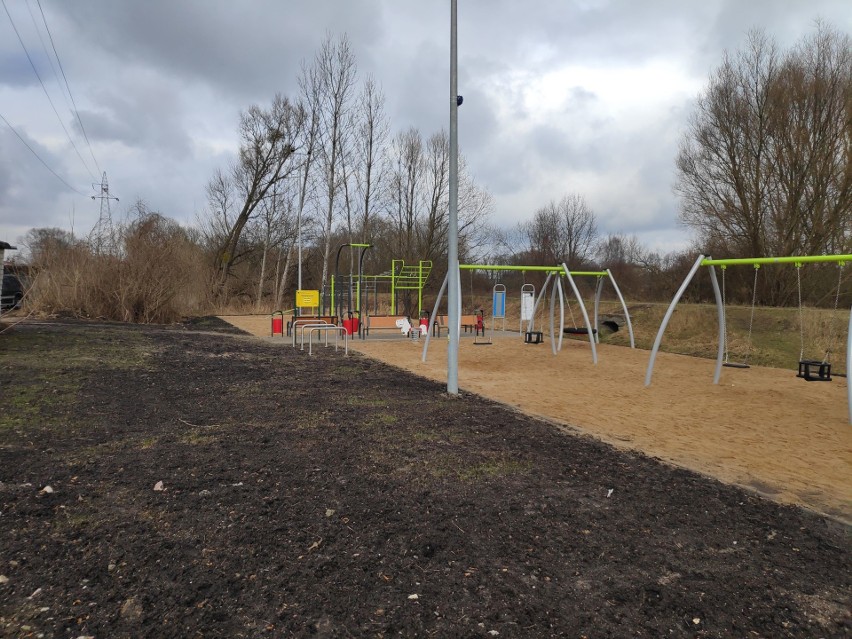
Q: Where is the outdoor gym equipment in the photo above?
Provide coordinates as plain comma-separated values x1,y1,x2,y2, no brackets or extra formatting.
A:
292,318,334,349
306,325,349,356
331,243,371,336
357,259,433,317
644,253,852,425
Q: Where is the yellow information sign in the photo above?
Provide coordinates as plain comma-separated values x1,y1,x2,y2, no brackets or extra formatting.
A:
296,289,319,308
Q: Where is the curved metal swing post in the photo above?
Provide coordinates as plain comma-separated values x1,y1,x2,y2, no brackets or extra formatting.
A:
847,305,852,425
605,268,635,348
421,272,449,362
708,264,726,385
548,275,565,356
593,276,603,344
561,264,597,364
645,254,707,386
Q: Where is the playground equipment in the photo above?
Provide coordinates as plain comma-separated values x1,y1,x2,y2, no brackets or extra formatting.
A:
720,265,759,369
644,253,852,424
330,243,371,336
305,325,349,356
795,261,846,382
473,308,490,345
421,264,634,363
327,252,433,338
358,259,433,316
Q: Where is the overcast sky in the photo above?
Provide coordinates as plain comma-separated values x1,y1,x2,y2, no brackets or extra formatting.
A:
1,0,849,257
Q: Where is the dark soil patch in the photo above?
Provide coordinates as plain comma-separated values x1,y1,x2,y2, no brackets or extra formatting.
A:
0,320,849,638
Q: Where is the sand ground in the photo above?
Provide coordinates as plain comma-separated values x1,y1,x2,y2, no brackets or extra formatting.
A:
221,314,852,523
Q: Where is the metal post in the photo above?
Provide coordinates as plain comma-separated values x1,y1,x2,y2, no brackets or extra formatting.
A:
645,254,706,386
847,304,852,425
708,264,726,385
447,0,460,394
606,268,635,348
422,272,449,362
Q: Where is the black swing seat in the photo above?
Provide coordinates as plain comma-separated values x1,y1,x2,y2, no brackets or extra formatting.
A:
524,331,543,344
797,359,831,382
723,361,750,369
564,327,597,335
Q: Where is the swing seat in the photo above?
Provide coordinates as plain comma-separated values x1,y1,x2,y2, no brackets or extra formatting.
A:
723,362,750,369
524,331,543,344
797,359,831,382
564,327,597,335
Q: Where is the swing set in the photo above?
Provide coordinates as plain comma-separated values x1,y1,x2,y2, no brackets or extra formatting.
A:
645,253,852,424
421,263,635,363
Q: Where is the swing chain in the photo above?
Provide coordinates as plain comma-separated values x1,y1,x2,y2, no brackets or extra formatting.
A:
721,265,729,363
823,262,844,364
796,263,805,361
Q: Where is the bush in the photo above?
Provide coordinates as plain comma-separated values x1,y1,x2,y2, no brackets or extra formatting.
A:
26,215,212,323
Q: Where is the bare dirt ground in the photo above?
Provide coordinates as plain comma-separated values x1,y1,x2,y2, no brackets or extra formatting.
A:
0,317,849,638
228,314,852,524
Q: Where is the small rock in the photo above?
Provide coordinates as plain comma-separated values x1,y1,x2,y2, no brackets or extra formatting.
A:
120,596,143,620
153,481,164,491
488,631,500,637
108,563,116,572
39,606,49,612
28,587,42,598
41,485,54,494
325,509,335,517
0,575,8,584
408,594,419,600
606,488,614,498
199,489,211,497
692,617,701,624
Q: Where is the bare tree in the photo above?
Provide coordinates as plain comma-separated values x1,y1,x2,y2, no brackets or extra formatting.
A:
354,75,389,242
676,30,781,259
521,194,598,267
676,24,851,271
292,59,324,290
385,127,423,259
768,24,851,257
311,33,358,290
210,95,303,298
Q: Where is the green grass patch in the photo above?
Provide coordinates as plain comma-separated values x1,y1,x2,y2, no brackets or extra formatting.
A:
0,327,154,434
179,430,218,445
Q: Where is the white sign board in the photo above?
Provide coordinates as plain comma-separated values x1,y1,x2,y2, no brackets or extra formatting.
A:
521,291,535,321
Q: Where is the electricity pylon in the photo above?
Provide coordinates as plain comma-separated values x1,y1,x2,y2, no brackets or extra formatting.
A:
89,172,119,254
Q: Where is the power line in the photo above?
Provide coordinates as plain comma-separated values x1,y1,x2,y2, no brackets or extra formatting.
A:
0,111,87,196
34,0,101,176
2,0,98,182
26,0,74,119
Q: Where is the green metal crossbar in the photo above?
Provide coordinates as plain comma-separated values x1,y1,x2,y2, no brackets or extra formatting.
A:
459,264,608,276
702,254,851,267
